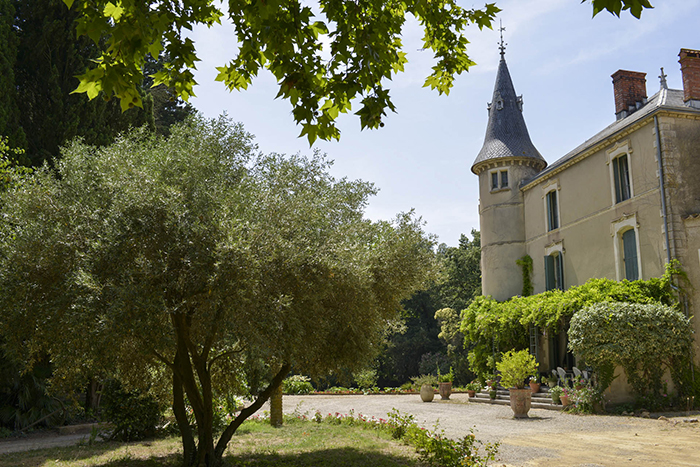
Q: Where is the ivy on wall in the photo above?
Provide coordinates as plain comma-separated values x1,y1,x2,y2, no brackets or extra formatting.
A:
515,255,533,297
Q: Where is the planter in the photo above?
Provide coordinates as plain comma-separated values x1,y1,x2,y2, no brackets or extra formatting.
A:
546,378,558,388
488,389,497,400
420,384,434,402
550,392,561,405
508,388,532,418
467,390,476,398
438,382,452,400
560,394,571,407
529,381,541,394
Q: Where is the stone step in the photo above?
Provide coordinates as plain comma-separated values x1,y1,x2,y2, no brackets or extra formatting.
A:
470,388,564,411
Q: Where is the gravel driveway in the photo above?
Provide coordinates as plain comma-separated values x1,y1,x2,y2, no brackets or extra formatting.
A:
272,393,700,466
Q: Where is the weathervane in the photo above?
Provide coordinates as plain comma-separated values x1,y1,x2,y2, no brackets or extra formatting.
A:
659,67,668,90
498,20,507,58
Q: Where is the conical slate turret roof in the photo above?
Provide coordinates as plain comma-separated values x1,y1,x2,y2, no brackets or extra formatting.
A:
471,56,546,174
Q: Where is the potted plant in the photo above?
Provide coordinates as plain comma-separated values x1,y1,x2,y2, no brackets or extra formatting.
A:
488,388,498,401
437,367,454,400
496,350,539,419
546,374,559,388
549,385,563,405
465,380,481,398
560,387,573,407
529,374,541,394
412,375,437,402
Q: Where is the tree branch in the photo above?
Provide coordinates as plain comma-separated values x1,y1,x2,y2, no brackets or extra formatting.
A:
214,362,291,458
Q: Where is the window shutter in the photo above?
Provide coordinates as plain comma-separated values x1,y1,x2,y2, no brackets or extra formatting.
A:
620,156,631,201
622,229,639,280
613,157,622,203
555,253,564,290
544,255,555,291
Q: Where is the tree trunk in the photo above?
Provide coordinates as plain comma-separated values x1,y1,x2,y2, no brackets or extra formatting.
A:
270,384,283,428
172,351,196,467
214,363,291,460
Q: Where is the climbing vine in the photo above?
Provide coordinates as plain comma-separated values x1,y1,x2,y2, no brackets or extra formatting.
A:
515,255,533,297
460,261,685,378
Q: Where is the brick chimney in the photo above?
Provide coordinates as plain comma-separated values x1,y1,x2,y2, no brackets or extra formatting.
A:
611,70,647,120
679,48,700,107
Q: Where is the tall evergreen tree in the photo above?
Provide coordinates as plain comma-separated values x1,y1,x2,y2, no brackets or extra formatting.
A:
7,0,153,166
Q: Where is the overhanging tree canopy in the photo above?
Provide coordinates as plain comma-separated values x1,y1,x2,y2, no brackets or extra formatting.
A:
0,116,435,467
62,0,652,143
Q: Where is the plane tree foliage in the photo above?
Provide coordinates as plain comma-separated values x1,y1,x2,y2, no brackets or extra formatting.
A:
61,0,652,144
0,116,434,467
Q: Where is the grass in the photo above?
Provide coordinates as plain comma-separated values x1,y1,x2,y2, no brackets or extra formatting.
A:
0,419,427,467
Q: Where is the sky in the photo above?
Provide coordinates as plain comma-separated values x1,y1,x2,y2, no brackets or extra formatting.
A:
187,0,700,247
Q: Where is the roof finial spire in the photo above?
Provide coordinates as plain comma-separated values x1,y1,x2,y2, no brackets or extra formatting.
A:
498,20,507,59
659,67,668,90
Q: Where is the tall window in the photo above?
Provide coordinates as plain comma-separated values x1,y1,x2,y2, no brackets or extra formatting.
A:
500,170,508,188
491,172,499,190
612,155,631,203
546,190,559,231
544,253,564,291
622,229,639,280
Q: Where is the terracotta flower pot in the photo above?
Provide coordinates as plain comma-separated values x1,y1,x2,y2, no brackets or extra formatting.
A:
467,390,476,398
529,381,541,394
438,382,452,400
420,384,434,402
509,388,532,418
560,394,571,407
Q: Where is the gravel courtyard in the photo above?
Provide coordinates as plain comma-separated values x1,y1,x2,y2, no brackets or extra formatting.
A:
272,393,700,467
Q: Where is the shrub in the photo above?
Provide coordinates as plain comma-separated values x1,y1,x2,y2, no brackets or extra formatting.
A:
101,380,163,441
569,301,692,409
461,263,682,376
495,350,538,389
353,369,378,390
282,375,314,395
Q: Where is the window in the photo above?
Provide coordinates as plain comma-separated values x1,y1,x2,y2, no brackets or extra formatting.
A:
546,190,559,231
544,253,564,291
607,140,634,204
612,154,631,203
490,170,509,191
612,214,642,281
622,229,639,280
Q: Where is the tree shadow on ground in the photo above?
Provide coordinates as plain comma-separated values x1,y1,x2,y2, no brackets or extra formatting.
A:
0,440,182,467
226,447,426,467
0,444,426,467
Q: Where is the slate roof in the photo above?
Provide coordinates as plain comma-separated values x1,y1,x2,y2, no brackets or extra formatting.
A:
471,57,547,173
526,88,700,184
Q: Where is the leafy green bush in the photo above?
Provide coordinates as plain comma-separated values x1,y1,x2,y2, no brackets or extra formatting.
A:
101,380,163,441
495,350,538,389
461,263,683,377
282,375,314,395
353,369,378,390
569,301,692,409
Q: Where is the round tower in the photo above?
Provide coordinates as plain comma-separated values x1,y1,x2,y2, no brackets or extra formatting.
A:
471,46,546,301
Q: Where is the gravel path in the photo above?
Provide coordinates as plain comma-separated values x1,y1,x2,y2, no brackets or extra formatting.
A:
2,394,698,466
270,394,700,466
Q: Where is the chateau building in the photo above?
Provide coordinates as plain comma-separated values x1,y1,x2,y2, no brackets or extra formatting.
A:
472,46,700,395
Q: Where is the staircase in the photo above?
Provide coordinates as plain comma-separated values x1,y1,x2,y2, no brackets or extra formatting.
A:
469,387,563,411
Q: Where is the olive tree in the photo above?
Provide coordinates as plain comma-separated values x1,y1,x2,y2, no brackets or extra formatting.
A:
569,302,692,400
0,116,434,466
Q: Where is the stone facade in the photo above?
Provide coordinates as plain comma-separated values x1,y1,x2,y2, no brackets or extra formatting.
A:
473,48,700,402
